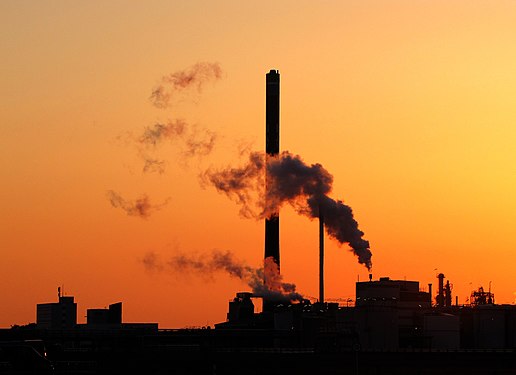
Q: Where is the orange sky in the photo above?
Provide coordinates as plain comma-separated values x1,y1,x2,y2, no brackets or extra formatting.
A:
2,1,516,328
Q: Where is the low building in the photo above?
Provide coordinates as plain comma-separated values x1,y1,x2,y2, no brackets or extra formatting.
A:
87,302,122,326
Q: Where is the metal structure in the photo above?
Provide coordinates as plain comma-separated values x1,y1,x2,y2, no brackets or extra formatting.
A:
470,286,495,306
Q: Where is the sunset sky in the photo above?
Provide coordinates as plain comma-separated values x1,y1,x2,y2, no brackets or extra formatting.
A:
2,1,516,328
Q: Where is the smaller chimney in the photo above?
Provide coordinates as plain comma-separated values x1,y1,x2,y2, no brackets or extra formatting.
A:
319,211,324,303
437,273,445,307
428,283,433,305
445,280,452,307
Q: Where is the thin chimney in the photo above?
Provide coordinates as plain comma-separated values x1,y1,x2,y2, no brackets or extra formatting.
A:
264,70,280,267
263,69,280,311
437,273,445,307
319,210,324,303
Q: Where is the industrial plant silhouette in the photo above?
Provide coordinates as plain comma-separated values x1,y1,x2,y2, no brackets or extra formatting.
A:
1,70,515,374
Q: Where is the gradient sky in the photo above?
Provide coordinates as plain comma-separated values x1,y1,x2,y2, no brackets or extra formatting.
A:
2,1,516,328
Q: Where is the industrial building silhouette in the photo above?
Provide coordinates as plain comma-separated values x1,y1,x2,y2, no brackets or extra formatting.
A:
4,274,516,374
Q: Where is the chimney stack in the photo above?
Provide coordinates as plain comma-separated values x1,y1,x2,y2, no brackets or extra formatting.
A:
319,211,324,303
437,273,445,307
263,70,280,311
264,70,280,269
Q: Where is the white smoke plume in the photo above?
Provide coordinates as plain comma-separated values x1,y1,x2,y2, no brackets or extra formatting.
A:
142,250,303,302
150,62,223,109
202,151,373,270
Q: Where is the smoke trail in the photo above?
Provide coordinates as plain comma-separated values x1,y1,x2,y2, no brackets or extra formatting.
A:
307,195,371,269
142,158,166,174
200,151,265,218
150,62,223,108
252,256,303,302
139,120,187,146
142,251,164,272
143,250,303,302
203,151,372,270
107,190,169,219
137,120,217,173
183,127,217,158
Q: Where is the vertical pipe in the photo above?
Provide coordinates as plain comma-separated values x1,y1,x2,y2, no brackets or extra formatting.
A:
319,212,324,304
264,69,280,268
428,283,433,305
264,70,280,311
437,273,445,307
445,281,452,307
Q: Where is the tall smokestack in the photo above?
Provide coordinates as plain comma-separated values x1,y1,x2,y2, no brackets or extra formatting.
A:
319,211,324,303
265,70,280,266
264,69,280,311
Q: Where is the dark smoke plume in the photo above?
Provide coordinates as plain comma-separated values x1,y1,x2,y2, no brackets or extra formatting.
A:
138,120,217,173
142,158,166,174
201,152,265,218
107,190,169,219
143,250,303,302
139,120,186,146
183,127,217,158
150,62,223,108
203,151,372,270
142,251,164,272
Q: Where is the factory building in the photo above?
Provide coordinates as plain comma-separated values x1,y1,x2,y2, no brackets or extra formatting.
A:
355,277,432,348
36,295,77,330
459,304,516,349
216,273,516,352
423,313,460,349
86,302,122,326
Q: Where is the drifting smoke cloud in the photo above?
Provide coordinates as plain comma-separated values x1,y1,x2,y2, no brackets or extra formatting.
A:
150,62,223,109
203,151,372,270
142,251,164,272
139,119,186,146
137,119,217,173
143,250,303,302
201,152,265,218
143,158,166,175
110,62,222,216
107,190,169,219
